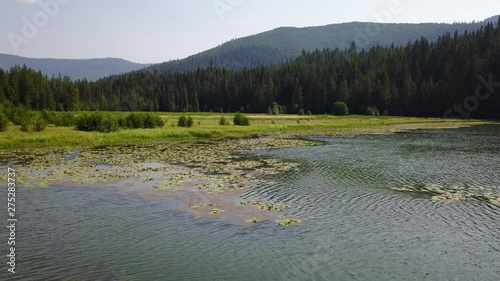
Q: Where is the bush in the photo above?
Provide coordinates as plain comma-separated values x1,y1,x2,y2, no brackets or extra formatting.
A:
76,112,118,133
366,107,380,116
41,110,59,124
219,116,229,126
178,115,187,127
53,112,77,127
332,102,349,116
306,111,312,116
233,113,250,126
0,112,9,132
186,116,194,128
125,113,145,129
298,109,305,116
20,114,47,132
121,113,164,129
8,107,28,125
271,102,282,115
144,114,165,128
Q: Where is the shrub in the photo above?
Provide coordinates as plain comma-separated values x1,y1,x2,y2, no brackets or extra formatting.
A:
298,109,305,116
306,111,312,116
76,112,118,133
178,115,187,127
20,114,47,132
332,102,349,116
41,110,59,124
233,113,250,126
366,106,380,116
271,102,282,115
54,112,77,127
219,116,229,126
0,112,9,132
8,107,28,125
123,112,165,129
125,113,145,129
144,114,165,128
186,116,194,128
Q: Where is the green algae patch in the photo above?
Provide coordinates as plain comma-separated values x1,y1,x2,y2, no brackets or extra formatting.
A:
277,218,302,227
393,184,500,205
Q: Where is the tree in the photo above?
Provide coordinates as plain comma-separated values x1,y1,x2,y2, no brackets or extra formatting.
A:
332,102,349,116
233,113,250,126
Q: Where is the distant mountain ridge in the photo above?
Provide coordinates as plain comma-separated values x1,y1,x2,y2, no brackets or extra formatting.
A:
150,15,500,72
0,54,149,81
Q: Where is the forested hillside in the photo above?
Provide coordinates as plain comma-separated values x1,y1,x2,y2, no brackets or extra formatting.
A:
0,20,499,119
150,17,498,72
0,54,149,81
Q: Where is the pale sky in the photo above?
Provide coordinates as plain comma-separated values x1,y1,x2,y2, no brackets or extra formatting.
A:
1,0,499,64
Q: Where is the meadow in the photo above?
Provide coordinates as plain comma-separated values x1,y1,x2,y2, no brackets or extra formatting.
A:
0,112,490,150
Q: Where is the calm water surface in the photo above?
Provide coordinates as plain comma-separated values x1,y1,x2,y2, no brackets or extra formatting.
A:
1,125,499,281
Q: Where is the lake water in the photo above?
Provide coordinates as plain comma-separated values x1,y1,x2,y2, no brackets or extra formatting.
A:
2,125,499,281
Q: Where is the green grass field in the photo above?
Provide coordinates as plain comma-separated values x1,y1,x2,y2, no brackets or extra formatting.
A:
0,113,490,150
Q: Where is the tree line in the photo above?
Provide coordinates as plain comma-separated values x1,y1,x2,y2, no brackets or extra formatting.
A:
0,19,499,119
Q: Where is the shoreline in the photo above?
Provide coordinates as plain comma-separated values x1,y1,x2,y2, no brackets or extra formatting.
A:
3,120,497,225
0,115,492,152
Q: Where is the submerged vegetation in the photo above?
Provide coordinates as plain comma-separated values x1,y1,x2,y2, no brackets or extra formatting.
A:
6,135,316,225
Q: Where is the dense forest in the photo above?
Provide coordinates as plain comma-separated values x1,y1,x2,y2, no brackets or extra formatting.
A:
0,19,499,119
151,19,497,72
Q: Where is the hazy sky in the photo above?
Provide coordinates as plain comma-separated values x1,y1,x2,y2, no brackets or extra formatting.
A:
1,0,499,63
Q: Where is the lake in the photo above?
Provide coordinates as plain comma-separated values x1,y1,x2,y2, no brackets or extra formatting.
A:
2,125,499,281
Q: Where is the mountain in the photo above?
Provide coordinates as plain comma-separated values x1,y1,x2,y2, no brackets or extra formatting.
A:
2,20,499,118
0,54,149,81
150,16,500,72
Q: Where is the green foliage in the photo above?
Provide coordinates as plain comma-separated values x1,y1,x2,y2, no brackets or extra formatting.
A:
219,116,230,126
267,107,272,115
332,102,349,116
177,115,187,127
271,102,282,115
366,107,381,116
41,110,58,124
8,107,47,131
186,116,194,128
178,115,193,127
122,113,164,129
8,107,28,126
298,109,305,116
20,113,47,132
125,113,145,129
178,115,187,127
233,113,250,126
306,111,312,116
54,112,78,127
0,112,9,132
41,110,78,127
76,112,119,133
144,114,165,128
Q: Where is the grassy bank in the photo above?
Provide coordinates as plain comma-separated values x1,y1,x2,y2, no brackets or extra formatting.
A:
0,113,490,150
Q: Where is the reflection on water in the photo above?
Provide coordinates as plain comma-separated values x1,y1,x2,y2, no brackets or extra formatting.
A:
1,125,500,281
